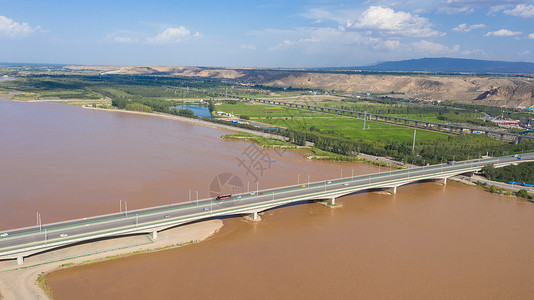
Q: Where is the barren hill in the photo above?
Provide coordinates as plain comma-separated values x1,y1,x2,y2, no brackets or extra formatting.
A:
65,66,534,107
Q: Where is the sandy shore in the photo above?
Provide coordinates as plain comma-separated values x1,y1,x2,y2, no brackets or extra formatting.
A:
0,219,223,300
83,107,293,142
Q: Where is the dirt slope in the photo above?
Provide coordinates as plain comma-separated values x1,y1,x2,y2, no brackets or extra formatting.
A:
65,66,534,107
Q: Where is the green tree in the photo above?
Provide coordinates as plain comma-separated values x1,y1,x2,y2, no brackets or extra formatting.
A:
482,164,496,180
208,99,215,113
517,189,529,199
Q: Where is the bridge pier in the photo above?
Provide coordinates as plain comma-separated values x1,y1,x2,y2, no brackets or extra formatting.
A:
439,178,447,185
386,186,397,195
245,211,261,222
17,255,24,265
328,197,336,206
152,230,158,240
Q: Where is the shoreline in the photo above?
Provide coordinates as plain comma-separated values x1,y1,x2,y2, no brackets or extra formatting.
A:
85,107,408,166
0,219,223,300
84,106,293,142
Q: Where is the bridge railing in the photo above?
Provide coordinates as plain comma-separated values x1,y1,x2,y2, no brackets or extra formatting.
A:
1,154,532,256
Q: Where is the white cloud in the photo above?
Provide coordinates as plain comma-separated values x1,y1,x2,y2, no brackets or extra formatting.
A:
484,29,522,37
113,36,134,43
470,24,487,30
411,40,460,54
240,44,256,50
301,7,360,25
269,37,321,51
503,4,534,18
452,23,468,32
146,26,200,44
374,39,401,50
453,23,486,32
259,26,380,54
460,48,486,56
0,15,40,38
106,34,136,43
528,33,534,39
348,6,440,37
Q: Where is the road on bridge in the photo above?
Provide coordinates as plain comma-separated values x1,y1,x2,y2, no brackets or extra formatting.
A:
1,153,533,262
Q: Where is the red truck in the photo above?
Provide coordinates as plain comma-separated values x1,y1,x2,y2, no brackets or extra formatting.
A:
216,194,232,200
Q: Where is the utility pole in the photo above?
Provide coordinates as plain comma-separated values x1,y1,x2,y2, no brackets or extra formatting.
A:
412,129,417,154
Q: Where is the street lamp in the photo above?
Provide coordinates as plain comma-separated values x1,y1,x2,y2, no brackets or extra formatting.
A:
307,175,310,187
37,212,42,231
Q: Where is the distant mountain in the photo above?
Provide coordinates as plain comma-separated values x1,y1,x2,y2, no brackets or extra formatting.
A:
328,58,534,74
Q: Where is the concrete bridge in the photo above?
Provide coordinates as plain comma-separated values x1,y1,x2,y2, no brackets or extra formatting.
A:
1,153,533,265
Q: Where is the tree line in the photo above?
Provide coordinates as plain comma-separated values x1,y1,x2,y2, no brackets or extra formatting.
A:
482,162,534,184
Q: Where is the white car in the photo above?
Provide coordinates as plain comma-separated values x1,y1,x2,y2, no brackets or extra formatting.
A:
327,181,332,184
343,183,349,186
0,233,7,237
203,207,210,211
60,234,68,238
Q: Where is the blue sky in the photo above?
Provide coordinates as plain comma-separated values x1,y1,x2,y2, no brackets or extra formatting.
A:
1,0,533,67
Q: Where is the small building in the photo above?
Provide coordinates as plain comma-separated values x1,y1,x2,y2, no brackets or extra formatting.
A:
520,118,534,128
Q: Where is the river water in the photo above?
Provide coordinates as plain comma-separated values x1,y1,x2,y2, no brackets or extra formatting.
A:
2,99,534,299
0,98,372,230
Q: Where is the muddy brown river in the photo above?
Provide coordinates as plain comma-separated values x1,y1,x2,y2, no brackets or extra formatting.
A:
2,99,534,299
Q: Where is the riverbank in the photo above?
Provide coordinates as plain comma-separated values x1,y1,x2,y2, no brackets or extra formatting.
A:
83,106,292,142
0,219,223,300
85,106,405,165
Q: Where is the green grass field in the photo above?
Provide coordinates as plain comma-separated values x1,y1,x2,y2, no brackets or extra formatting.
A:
217,102,449,143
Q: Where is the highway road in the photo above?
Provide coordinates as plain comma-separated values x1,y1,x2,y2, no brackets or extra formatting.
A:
1,153,533,260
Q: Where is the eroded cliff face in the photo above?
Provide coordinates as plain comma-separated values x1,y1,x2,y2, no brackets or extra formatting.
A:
66,65,534,107
475,84,534,107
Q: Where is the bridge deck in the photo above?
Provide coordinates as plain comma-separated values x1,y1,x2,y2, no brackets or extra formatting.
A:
1,153,533,264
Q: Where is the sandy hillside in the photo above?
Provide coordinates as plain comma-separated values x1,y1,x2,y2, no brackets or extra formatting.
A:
65,66,534,107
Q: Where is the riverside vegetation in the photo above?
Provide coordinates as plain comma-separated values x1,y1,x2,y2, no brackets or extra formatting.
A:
1,72,533,168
